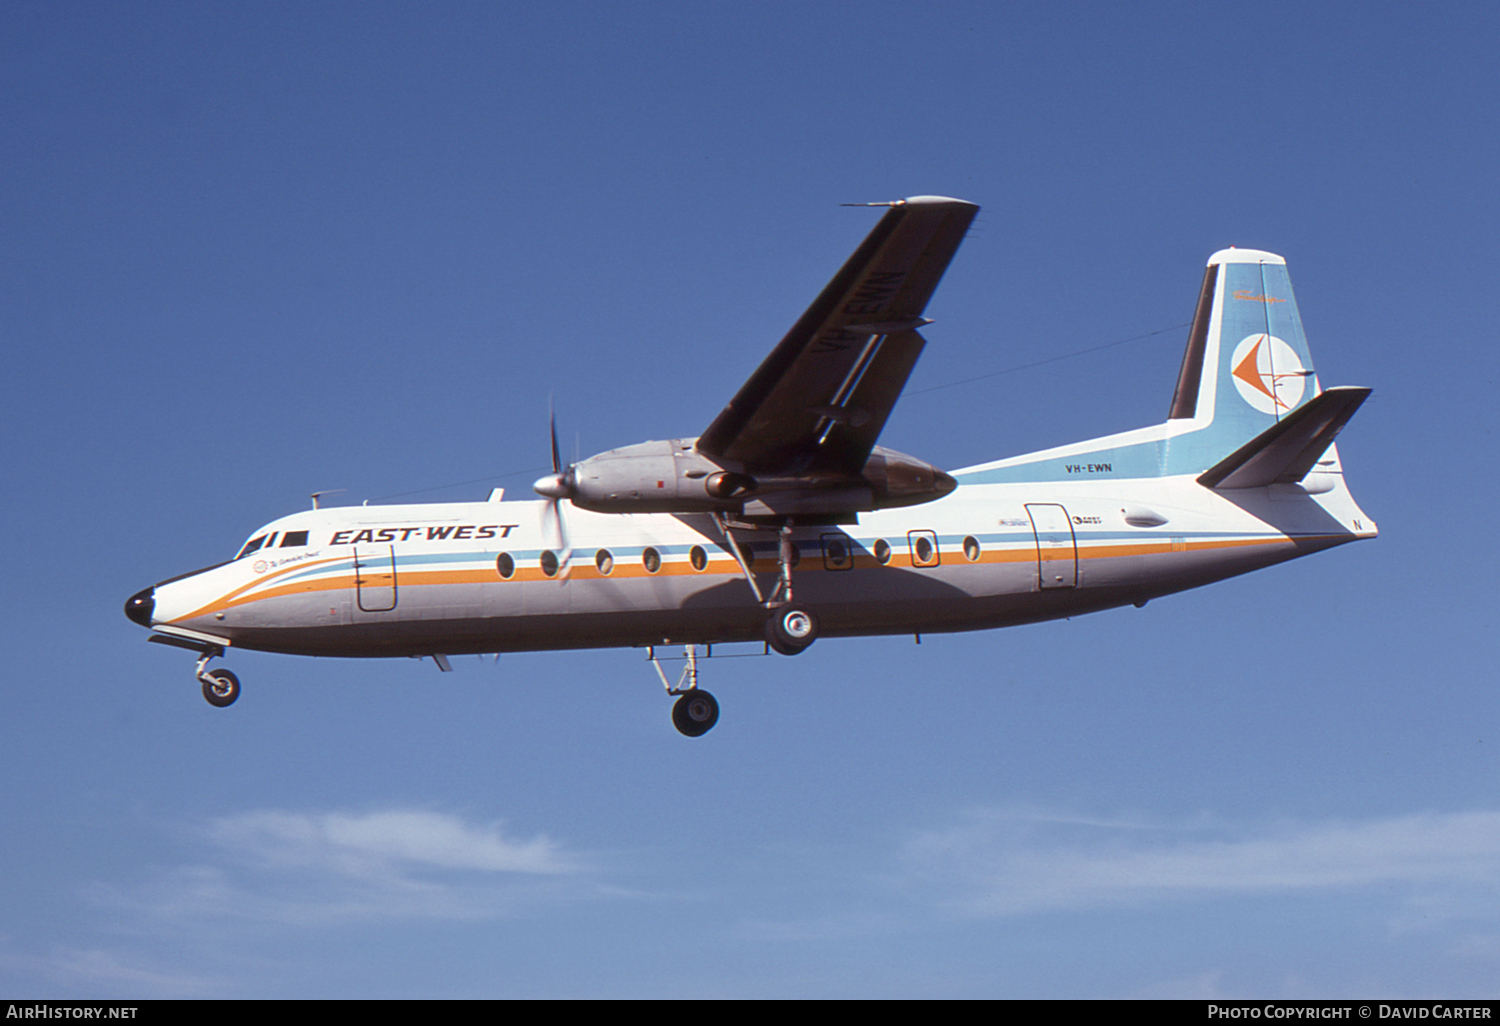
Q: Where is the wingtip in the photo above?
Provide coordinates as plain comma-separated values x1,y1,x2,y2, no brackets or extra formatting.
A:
901,195,978,207
841,195,979,209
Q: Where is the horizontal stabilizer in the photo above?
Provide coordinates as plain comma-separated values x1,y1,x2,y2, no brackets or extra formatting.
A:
1197,386,1371,489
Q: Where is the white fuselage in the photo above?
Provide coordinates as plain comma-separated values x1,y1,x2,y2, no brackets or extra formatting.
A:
142,466,1376,660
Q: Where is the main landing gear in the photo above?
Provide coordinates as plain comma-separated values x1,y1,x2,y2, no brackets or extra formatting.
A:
646,517,826,736
651,645,722,738
672,689,720,737
766,605,818,656
649,608,817,737
712,513,823,657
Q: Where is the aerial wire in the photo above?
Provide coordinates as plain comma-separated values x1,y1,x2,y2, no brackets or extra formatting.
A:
901,321,1190,399
367,320,1190,503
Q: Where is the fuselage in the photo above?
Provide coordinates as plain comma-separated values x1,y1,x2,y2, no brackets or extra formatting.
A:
127,460,1376,661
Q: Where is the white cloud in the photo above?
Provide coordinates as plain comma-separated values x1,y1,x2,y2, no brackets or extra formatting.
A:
208,808,577,878
896,808,1500,917
95,808,596,928
0,943,221,999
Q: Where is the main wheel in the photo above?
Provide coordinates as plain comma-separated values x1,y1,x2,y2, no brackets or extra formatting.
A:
672,690,719,737
766,606,818,656
201,668,240,708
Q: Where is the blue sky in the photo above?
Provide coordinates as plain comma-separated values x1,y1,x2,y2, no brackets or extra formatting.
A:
3,1,1498,998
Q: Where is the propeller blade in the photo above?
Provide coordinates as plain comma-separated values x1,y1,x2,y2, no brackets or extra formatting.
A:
539,494,573,579
549,400,562,475
556,525,573,578
534,402,575,499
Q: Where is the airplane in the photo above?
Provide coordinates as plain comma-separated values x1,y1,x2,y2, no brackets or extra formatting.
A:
124,195,1376,736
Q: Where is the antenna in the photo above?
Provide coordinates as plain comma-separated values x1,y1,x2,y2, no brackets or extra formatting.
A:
310,489,346,510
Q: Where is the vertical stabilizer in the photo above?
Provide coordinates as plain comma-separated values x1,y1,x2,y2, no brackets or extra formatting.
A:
1163,249,1322,475
948,247,1369,493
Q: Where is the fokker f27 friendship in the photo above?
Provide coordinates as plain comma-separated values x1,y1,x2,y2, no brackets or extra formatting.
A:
125,197,1376,736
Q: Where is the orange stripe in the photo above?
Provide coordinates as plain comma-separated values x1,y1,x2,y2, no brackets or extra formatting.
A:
175,534,1330,621
170,555,351,623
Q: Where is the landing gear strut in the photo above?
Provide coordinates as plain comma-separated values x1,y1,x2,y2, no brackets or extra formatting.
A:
713,514,822,657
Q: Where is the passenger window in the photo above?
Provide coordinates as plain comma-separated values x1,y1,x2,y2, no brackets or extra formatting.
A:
642,547,662,574
909,530,940,567
821,533,852,571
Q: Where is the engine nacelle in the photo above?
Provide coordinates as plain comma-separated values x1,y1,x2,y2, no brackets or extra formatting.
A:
537,438,955,516
564,439,735,513
861,446,958,508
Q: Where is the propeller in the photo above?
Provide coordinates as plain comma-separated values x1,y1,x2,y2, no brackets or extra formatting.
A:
532,403,575,500
533,404,574,577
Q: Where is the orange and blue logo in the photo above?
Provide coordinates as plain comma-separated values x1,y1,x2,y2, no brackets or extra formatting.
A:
1230,334,1307,414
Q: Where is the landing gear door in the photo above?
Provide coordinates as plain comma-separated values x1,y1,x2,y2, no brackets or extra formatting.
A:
1026,503,1077,589
354,545,398,612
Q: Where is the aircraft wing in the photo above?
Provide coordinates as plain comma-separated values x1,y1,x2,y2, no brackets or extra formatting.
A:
696,196,979,476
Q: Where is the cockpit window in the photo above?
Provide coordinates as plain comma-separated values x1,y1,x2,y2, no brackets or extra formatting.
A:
235,535,268,560
280,530,309,547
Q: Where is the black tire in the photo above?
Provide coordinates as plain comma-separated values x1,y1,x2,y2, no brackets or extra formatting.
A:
766,606,818,656
201,669,240,708
672,690,719,737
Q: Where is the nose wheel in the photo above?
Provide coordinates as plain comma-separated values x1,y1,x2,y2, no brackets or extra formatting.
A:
201,668,240,707
191,646,240,708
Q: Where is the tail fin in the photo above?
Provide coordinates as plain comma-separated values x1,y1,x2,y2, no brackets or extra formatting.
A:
1163,249,1334,476
950,248,1370,492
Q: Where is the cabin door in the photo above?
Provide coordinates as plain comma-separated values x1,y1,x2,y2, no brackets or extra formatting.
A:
353,545,398,612
1025,503,1077,589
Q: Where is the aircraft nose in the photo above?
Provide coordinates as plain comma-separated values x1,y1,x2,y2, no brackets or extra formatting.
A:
124,586,155,627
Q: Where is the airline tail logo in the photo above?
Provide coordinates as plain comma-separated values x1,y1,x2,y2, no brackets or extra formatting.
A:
1230,334,1307,414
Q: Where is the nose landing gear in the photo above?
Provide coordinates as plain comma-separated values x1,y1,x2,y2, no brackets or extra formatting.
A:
193,646,239,707
201,668,240,707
